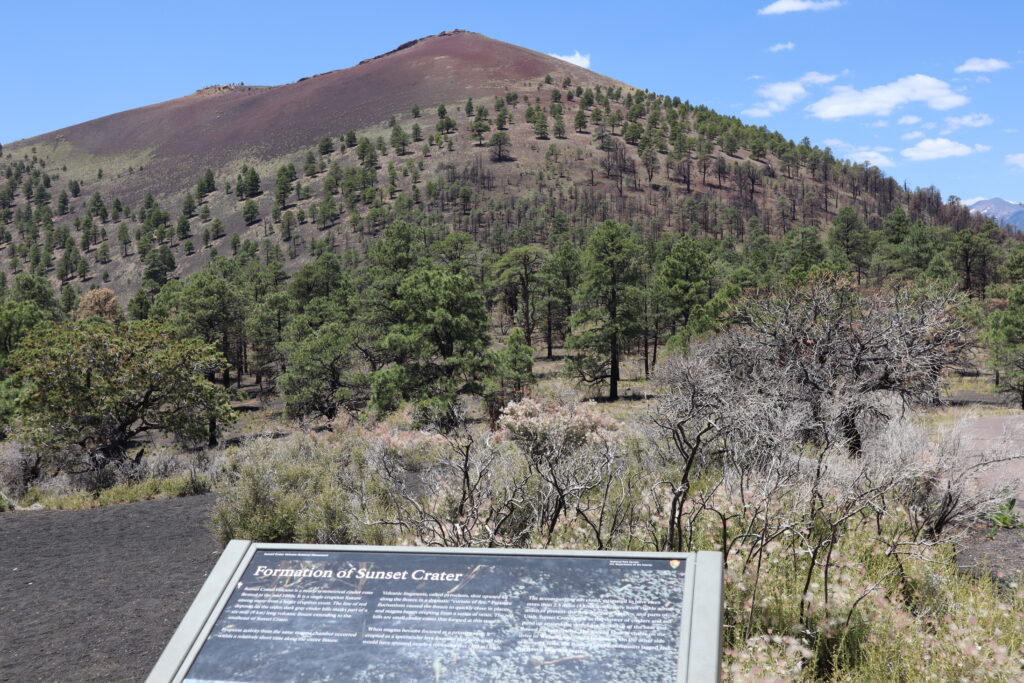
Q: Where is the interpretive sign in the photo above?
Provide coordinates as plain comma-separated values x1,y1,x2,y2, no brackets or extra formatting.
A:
148,542,723,682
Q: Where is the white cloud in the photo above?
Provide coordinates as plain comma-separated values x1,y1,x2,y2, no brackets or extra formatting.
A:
743,71,836,117
768,41,796,52
901,138,991,161
799,72,836,85
943,113,994,132
901,131,925,141
849,150,895,168
824,138,895,167
870,120,889,128
1007,153,1024,170
807,74,968,119
897,115,921,125
548,51,590,69
759,0,841,15
955,57,1009,73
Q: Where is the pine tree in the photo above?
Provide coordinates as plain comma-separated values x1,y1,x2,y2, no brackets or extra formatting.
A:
176,214,191,240
533,111,549,140
489,131,511,162
304,151,318,177
390,125,410,155
987,285,1024,408
182,192,197,218
197,169,216,198
568,221,642,400
553,114,566,139
117,223,131,256
828,207,872,284
497,246,548,347
236,166,261,198
242,199,260,225
319,194,339,228
574,108,588,133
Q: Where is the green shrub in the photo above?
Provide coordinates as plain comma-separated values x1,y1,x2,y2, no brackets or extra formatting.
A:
990,498,1022,529
210,436,356,545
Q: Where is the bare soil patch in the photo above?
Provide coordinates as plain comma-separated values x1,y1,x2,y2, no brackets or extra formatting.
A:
0,495,221,682
957,524,1024,582
957,413,1024,499
948,410,1024,581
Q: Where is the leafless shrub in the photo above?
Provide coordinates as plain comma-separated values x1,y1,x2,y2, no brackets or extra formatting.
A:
358,398,652,551
142,451,189,480
877,418,1022,539
498,398,623,546
0,441,37,501
729,275,974,456
363,422,533,548
647,280,1009,652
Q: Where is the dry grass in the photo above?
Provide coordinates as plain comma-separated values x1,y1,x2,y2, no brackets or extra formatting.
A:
943,373,1002,397
17,472,210,510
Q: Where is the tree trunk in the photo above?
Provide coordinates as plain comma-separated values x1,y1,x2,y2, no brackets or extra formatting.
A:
652,330,659,374
609,286,619,401
546,303,554,359
643,331,650,379
610,337,620,401
208,415,218,447
222,333,231,387
842,413,862,458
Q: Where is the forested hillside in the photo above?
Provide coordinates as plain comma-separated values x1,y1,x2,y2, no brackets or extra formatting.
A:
0,30,995,301
0,30,1020,422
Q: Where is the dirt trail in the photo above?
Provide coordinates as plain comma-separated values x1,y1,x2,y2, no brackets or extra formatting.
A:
949,412,1024,580
0,495,222,683
959,414,1024,500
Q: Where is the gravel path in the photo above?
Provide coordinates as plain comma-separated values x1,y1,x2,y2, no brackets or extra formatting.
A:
0,495,222,682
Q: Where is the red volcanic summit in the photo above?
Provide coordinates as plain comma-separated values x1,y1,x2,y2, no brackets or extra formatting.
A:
19,31,613,187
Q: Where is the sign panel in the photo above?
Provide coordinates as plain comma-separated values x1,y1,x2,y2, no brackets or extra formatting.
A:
149,543,722,683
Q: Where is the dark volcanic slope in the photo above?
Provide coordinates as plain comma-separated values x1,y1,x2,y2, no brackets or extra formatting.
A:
0,496,221,683
22,30,611,172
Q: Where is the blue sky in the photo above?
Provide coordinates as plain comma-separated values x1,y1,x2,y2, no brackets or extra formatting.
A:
3,0,1021,205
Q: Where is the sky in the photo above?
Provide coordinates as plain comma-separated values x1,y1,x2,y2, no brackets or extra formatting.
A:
2,0,1021,205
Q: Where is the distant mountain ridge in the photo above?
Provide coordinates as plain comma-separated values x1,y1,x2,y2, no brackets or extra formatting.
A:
969,197,1024,231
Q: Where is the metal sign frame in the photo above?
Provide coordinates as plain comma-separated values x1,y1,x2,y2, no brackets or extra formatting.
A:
148,541,723,683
